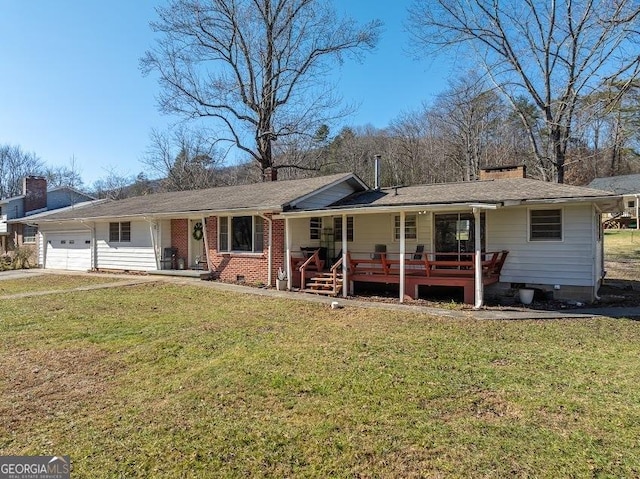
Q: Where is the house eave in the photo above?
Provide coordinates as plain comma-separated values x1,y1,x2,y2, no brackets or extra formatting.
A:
32,206,284,224
277,202,502,218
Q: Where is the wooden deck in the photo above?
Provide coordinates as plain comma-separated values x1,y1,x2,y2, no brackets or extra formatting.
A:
346,250,508,304
290,248,508,303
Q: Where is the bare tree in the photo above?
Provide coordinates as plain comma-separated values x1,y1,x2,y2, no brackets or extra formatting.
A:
428,75,506,181
141,0,381,180
43,156,84,190
0,145,44,198
409,0,640,183
143,127,224,191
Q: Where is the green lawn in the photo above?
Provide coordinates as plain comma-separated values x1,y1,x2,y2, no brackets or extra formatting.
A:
1,282,640,477
604,229,640,262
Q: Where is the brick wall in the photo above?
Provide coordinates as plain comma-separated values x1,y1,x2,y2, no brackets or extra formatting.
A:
171,219,189,263
169,214,285,286
200,214,284,286
24,176,47,213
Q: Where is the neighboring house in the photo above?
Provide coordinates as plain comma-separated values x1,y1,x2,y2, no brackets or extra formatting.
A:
0,176,96,261
30,167,621,305
588,173,640,229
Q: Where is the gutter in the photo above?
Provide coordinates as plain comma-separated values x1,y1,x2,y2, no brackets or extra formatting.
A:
30,206,283,224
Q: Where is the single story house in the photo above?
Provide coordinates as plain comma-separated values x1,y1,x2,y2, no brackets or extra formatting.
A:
588,173,640,229
1,176,95,258
30,166,621,306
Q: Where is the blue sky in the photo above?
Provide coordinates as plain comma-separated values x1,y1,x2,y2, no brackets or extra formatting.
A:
0,1,451,186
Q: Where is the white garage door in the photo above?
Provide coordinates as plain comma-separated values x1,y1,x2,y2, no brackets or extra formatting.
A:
45,233,92,271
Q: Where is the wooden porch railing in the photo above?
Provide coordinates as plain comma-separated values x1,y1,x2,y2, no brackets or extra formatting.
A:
329,256,343,295
298,248,324,290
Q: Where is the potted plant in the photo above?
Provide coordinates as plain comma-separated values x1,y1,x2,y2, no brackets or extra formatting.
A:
276,267,288,291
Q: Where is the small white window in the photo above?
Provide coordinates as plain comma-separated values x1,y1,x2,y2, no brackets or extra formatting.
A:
309,217,322,240
333,217,354,242
109,222,131,242
530,209,562,241
394,215,417,241
23,225,37,244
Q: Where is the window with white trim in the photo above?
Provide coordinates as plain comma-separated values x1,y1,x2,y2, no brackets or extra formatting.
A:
394,215,417,240
218,215,264,252
109,222,131,242
530,209,562,241
309,217,322,240
23,225,37,244
333,216,354,242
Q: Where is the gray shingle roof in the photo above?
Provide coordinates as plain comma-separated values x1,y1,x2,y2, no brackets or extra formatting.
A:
35,173,361,221
334,178,618,208
588,174,640,195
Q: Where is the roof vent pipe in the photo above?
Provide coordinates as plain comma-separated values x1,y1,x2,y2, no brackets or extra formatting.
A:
374,155,381,191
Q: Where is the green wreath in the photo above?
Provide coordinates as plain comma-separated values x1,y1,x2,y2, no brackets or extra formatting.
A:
192,222,204,241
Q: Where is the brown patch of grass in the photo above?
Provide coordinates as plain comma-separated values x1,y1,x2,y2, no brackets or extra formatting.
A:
0,347,119,433
0,274,124,296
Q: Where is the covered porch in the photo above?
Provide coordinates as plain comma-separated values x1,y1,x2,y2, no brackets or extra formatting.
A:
281,202,504,308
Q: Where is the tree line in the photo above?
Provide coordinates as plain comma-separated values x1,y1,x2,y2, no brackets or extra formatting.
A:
3,0,639,199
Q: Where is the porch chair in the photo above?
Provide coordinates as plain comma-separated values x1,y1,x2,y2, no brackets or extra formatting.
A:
160,247,178,270
372,244,387,260
413,244,425,260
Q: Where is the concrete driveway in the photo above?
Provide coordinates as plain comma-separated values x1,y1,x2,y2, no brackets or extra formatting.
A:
0,269,48,281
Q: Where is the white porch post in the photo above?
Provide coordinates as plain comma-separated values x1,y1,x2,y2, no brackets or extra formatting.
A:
473,207,483,309
342,214,348,298
148,220,160,270
399,211,406,303
636,195,639,230
285,217,292,290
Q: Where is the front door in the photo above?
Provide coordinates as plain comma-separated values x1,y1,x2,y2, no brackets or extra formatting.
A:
434,213,485,258
189,220,205,268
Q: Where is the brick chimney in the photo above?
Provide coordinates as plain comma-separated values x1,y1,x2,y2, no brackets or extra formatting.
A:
479,165,526,180
23,176,47,213
262,167,278,182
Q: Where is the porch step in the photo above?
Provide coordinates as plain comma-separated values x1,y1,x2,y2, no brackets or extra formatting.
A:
303,273,343,296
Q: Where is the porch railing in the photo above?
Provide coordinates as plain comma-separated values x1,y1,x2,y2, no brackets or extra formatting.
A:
298,248,324,290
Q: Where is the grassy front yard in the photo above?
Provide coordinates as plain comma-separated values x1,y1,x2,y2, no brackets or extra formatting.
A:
1,280,640,477
604,229,640,263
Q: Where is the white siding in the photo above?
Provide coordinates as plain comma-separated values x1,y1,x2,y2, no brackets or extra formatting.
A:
295,182,358,209
96,220,157,271
487,204,597,287
0,214,7,234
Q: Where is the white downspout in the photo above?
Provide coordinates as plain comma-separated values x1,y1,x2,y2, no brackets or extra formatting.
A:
285,217,292,290
399,211,406,303
257,213,273,287
473,207,483,309
342,214,348,298
636,194,639,230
